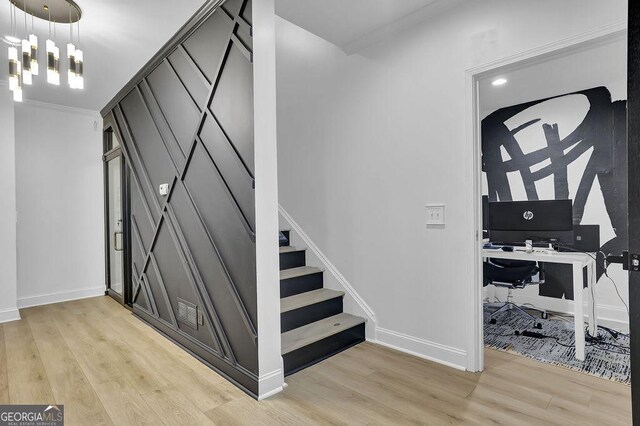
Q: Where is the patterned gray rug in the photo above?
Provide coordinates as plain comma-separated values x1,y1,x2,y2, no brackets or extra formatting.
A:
483,305,631,384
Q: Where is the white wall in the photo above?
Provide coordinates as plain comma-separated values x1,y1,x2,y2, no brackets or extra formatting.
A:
15,102,105,308
276,0,627,368
0,87,19,323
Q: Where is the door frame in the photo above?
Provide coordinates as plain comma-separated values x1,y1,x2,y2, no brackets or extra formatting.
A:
103,124,132,307
627,2,639,423
464,21,628,372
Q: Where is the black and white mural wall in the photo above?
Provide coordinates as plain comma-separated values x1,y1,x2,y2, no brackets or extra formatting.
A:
482,86,627,302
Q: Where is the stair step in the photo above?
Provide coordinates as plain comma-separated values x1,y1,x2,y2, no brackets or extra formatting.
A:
279,247,306,270
279,246,303,253
279,230,290,247
282,313,366,375
281,289,344,313
280,266,322,280
281,289,344,333
281,313,365,355
280,266,324,297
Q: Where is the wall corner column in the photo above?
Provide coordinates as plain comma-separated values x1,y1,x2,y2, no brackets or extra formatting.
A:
0,87,20,323
253,0,284,399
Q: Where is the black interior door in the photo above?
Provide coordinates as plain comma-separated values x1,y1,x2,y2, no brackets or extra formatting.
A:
628,3,640,423
103,127,132,306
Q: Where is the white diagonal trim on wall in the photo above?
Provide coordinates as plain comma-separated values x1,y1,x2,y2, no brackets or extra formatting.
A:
278,205,378,338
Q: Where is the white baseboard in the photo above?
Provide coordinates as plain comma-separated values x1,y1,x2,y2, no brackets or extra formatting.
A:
258,368,284,400
278,205,378,339
374,327,467,370
18,286,106,309
278,207,470,372
0,308,20,324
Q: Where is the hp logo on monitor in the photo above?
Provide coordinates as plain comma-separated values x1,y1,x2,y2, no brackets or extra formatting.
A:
523,210,534,220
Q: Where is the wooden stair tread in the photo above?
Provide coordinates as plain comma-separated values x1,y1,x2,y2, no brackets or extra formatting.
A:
281,289,344,313
280,266,322,280
279,246,304,253
281,313,366,355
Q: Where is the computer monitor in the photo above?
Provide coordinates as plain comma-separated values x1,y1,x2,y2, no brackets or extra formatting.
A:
487,199,574,245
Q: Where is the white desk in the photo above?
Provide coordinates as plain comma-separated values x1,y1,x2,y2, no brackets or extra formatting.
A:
482,248,597,361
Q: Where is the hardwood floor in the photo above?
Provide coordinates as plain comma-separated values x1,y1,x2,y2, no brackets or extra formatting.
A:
0,296,631,425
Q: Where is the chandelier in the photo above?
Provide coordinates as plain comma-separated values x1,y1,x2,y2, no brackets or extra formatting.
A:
4,0,83,102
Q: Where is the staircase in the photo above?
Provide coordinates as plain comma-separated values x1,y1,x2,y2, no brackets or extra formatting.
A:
279,230,366,376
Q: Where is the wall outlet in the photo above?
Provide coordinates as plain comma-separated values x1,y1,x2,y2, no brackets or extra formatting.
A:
426,204,445,226
159,183,169,196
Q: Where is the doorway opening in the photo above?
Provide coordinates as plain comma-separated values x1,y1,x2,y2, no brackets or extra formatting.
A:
103,125,132,306
469,26,631,386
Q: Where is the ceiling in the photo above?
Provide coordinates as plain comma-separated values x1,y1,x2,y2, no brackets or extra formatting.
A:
0,0,466,111
0,0,206,111
275,0,442,49
479,35,627,117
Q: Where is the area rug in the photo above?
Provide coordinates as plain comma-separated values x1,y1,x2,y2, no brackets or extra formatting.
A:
483,306,631,384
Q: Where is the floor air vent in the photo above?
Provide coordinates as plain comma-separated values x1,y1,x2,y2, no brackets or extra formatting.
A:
177,298,198,329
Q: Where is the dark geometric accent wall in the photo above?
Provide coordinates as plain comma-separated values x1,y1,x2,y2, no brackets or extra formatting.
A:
102,0,258,395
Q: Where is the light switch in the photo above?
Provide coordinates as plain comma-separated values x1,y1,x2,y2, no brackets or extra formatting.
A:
426,204,445,226
159,183,169,196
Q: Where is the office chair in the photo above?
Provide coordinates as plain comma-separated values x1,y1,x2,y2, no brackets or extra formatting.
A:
484,258,547,329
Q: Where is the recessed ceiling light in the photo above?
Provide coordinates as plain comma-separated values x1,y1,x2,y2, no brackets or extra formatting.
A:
2,35,21,46
492,78,508,86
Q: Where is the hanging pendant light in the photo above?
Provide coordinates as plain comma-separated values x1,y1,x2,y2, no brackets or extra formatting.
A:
7,2,19,92
67,42,76,88
10,47,23,102
46,38,59,85
74,14,83,90
46,9,59,86
8,45,19,91
29,13,38,76
6,1,22,101
6,0,83,98
74,48,83,89
21,38,31,84
29,33,37,75
20,0,32,85
66,5,76,88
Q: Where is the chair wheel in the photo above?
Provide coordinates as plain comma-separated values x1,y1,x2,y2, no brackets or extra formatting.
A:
535,323,542,329
541,313,548,320
489,318,497,325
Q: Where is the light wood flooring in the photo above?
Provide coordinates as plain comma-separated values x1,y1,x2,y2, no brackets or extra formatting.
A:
0,296,631,425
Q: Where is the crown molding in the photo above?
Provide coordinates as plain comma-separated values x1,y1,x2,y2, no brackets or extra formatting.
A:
342,0,469,55
20,99,101,119
0,79,100,117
